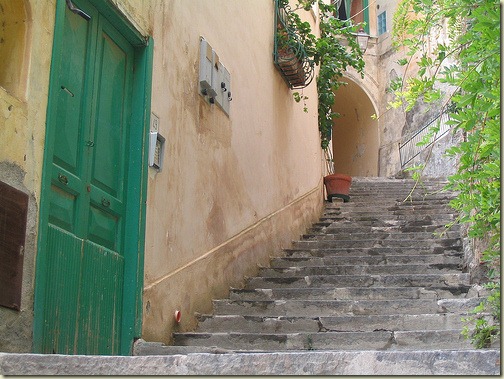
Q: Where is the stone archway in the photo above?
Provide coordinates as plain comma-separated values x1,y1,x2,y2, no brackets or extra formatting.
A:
331,77,379,177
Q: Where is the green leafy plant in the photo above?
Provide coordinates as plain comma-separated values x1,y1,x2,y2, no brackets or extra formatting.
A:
391,0,500,348
462,282,501,348
277,0,365,150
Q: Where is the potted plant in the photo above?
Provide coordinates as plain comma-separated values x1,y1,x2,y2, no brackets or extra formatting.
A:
276,28,307,87
324,173,352,202
274,4,315,89
322,148,351,202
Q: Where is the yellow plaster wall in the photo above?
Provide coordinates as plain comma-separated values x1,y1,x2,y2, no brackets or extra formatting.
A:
0,0,55,196
0,0,56,352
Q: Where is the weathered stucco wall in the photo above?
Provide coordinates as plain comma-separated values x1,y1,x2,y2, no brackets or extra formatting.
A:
137,0,324,343
0,0,55,352
0,0,323,350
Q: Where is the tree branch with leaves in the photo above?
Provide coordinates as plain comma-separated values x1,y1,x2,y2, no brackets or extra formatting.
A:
391,0,500,348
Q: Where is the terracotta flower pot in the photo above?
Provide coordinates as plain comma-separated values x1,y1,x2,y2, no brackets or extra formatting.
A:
323,173,352,202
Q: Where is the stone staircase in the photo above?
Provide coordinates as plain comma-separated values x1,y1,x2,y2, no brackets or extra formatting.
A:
133,177,500,375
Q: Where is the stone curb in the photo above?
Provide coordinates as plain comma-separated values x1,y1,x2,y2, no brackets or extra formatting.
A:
0,350,500,375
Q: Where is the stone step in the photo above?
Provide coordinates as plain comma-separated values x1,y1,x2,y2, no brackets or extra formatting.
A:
328,211,455,220
319,214,457,223
195,312,480,333
291,238,461,249
330,196,452,203
229,285,473,301
301,231,460,240
349,183,450,190
309,224,459,234
5,349,500,375
245,273,471,289
326,201,455,207
337,211,458,219
331,200,455,207
334,191,453,197
318,218,455,228
270,254,462,268
283,246,463,258
159,178,491,360
348,192,452,198
337,203,456,210
258,263,462,277
211,298,481,317
172,329,473,352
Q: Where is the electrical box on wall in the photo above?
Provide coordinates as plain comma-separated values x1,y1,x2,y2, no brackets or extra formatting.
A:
149,113,165,171
215,61,231,115
198,36,232,116
199,39,215,96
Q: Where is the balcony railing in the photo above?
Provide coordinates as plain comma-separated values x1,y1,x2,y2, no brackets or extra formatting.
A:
273,0,315,89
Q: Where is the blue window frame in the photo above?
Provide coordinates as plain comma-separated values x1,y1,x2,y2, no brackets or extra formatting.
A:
378,11,387,35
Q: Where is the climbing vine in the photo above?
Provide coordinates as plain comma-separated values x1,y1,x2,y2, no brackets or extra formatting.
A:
391,0,500,347
278,0,365,149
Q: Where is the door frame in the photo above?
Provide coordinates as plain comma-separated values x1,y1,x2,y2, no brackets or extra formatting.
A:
33,0,153,355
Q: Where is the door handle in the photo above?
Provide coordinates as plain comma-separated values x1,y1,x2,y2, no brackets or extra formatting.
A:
65,0,91,21
101,198,110,208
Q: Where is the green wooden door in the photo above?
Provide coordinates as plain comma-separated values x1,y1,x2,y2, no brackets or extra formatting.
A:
39,0,136,355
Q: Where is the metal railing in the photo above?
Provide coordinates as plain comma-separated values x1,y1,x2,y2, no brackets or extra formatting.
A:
399,111,451,168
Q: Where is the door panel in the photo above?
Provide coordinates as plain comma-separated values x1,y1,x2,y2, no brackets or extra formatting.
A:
90,29,130,198
42,225,82,353
77,240,124,354
86,20,133,251
49,0,95,238
52,5,93,176
48,182,79,232
87,202,120,250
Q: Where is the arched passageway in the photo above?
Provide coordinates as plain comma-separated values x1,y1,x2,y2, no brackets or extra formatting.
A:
331,78,379,177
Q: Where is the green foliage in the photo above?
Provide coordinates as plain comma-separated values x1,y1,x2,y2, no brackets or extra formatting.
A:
278,0,365,150
392,0,500,348
462,282,501,348
293,91,309,113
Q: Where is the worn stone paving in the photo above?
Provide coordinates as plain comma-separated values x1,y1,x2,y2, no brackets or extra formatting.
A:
158,178,491,354
1,178,500,375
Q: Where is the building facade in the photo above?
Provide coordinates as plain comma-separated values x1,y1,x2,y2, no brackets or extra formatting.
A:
0,0,455,354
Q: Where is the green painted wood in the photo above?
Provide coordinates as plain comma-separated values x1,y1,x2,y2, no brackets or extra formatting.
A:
363,0,369,34
77,240,125,354
42,225,82,354
35,0,150,356
123,37,154,353
86,14,133,252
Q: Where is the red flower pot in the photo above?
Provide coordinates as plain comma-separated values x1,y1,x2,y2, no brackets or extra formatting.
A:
323,173,352,202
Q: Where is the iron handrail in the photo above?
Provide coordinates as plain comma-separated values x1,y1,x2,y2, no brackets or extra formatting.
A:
399,110,451,168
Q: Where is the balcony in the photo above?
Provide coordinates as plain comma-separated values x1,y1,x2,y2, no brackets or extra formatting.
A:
273,0,315,89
